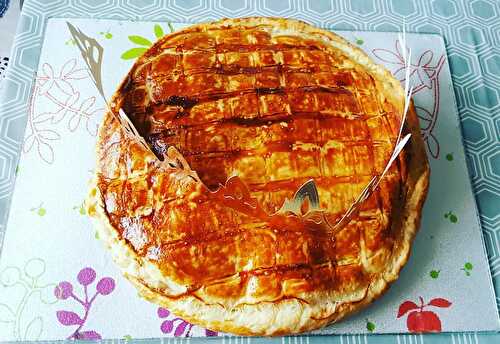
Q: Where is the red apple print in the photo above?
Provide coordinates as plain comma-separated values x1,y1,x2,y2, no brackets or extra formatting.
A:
407,311,441,332
397,296,452,333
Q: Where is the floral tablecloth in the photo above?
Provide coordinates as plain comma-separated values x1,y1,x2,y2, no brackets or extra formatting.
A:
0,0,499,343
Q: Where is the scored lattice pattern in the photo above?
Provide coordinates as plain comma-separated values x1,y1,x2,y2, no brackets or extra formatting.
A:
96,20,408,307
124,25,400,207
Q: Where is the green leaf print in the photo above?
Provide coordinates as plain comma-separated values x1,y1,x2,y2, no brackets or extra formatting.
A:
121,24,174,60
366,320,375,332
462,262,473,276
99,30,113,39
430,270,440,279
444,211,458,223
154,24,165,38
30,203,46,217
73,203,86,216
121,48,148,60
128,35,152,47
446,153,453,161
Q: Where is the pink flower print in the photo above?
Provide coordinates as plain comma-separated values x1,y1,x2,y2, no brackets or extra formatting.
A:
416,50,434,89
68,96,98,134
49,91,81,125
38,59,87,96
372,38,445,158
38,64,56,96
24,58,104,164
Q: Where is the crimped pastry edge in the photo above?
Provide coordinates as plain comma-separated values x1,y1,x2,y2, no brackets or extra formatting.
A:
87,17,430,336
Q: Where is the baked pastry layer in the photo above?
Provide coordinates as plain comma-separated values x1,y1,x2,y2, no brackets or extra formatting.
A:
87,17,430,336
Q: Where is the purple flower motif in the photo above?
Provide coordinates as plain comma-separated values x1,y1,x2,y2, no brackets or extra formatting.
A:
96,277,115,295
205,329,218,336
160,319,174,333
77,267,96,286
75,331,101,340
157,307,218,337
157,307,170,318
54,267,115,340
54,281,73,300
57,311,83,326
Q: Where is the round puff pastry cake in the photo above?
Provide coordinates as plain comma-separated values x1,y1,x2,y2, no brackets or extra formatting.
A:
87,17,430,336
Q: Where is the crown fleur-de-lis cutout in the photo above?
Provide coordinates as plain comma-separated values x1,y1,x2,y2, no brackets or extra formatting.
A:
66,22,154,156
277,180,321,217
66,22,105,100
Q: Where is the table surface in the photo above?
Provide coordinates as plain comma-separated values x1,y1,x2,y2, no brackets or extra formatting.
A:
0,0,499,343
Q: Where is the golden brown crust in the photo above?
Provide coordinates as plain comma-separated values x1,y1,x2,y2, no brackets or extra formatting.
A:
87,17,430,336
